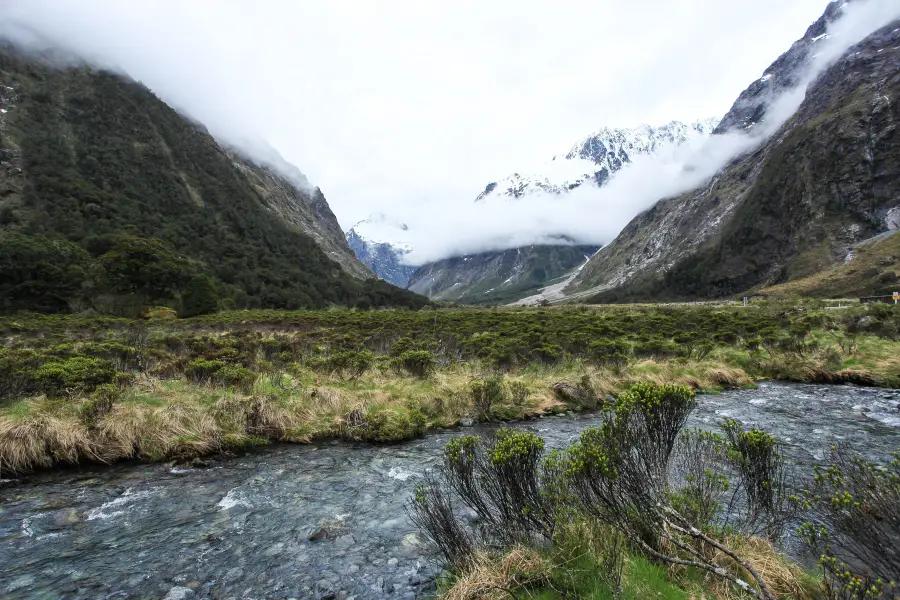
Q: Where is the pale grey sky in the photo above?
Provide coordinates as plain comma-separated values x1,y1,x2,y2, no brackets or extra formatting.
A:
0,0,835,232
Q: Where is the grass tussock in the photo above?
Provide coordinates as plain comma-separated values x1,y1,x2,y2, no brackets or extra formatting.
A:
697,536,817,600
443,547,551,600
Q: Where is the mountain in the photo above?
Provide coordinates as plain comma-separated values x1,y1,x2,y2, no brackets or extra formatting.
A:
0,44,427,313
406,243,600,305
345,214,417,287
401,119,716,304
474,118,718,202
568,2,900,302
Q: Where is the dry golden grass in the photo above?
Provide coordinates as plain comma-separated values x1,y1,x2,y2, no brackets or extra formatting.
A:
0,403,98,473
0,356,760,474
702,536,816,600
443,546,551,600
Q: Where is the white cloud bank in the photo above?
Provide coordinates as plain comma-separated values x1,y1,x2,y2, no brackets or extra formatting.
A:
398,0,900,265
0,0,896,267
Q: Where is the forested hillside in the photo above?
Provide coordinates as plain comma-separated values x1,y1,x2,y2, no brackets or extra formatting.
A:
0,45,427,314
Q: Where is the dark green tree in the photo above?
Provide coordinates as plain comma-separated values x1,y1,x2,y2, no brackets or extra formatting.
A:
0,233,92,313
96,236,195,302
181,274,220,317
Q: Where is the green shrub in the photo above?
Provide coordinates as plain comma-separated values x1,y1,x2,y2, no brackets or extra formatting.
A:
317,349,375,378
184,358,226,384
470,376,505,419
344,405,427,442
215,364,258,391
392,350,436,378
34,357,117,397
80,383,122,424
587,340,628,368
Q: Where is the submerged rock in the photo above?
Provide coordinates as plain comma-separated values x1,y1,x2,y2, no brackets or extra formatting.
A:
162,587,195,600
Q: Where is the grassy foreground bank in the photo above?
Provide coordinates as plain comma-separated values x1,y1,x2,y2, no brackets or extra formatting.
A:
1,302,899,474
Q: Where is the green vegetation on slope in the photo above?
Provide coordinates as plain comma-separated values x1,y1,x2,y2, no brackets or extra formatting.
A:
0,46,425,313
757,231,900,298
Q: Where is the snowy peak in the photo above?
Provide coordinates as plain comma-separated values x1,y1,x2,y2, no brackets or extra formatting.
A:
347,213,412,251
345,213,417,287
475,118,719,202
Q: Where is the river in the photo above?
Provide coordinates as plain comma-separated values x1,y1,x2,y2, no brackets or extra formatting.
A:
1,382,898,600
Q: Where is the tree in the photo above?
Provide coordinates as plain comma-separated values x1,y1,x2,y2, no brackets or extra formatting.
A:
0,233,91,313
181,274,219,317
95,236,195,310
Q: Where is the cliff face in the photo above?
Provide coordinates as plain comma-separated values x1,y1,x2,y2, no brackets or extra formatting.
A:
569,15,900,302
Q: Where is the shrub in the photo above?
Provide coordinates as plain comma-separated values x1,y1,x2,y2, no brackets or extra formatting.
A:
721,418,793,537
470,376,505,419
508,381,529,406
392,350,435,378
184,359,226,384
565,382,779,600
215,364,258,391
317,350,374,379
181,274,220,317
343,405,427,442
797,447,900,600
34,357,117,397
410,429,557,567
80,383,121,425
587,340,628,369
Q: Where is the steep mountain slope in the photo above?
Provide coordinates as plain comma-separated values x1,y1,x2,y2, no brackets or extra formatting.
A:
570,6,900,302
475,119,718,202
345,214,417,287
0,45,426,312
406,243,599,305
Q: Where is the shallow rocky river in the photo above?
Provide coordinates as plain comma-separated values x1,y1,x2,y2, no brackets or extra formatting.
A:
1,382,898,600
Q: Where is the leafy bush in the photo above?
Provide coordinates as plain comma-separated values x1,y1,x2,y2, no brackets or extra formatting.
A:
181,274,220,317
184,359,227,384
470,376,505,419
80,383,122,425
587,340,628,369
215,364,258,391
34,357,117,397
315,350,374,379
721,418,792,537
409,429,556,566
343,405,427,442
391,350,435,378
564,382,780,599
797,447,900,600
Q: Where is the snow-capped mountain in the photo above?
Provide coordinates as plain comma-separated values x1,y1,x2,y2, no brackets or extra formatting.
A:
474,118,719,202
345,213,418,287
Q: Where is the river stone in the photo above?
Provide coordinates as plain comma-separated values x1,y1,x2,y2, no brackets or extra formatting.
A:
334,533,355,550
387,557,399,567
459,418,474,427
315,579,335,599
162,587,196,600
305,527,328,541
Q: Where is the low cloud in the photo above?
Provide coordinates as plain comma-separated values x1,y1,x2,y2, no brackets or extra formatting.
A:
401,0,900,265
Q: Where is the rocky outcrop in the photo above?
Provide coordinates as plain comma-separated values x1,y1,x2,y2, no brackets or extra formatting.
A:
569,10,900,302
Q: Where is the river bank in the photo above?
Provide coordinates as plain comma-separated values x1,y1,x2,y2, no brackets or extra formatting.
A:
1,382,898,600
2,304,900,475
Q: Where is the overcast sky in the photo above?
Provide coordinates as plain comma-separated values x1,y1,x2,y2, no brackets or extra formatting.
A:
0,0,836,231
